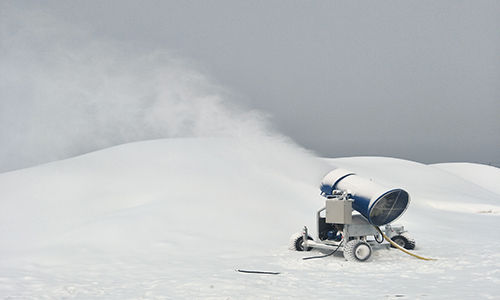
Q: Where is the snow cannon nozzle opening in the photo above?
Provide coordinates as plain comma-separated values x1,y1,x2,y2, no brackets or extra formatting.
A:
320,168,410,226
367,189,409,226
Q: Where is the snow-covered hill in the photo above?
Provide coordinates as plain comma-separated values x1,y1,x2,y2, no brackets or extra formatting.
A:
1,138,499,298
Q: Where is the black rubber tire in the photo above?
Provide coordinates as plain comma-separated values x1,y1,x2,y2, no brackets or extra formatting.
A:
390,234,416,250
343,240,372,262
290,233,313,251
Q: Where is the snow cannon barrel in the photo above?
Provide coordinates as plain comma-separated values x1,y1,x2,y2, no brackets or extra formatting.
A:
320,169,410,226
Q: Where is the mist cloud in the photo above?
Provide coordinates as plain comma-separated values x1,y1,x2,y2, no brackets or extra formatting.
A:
0,7,272,172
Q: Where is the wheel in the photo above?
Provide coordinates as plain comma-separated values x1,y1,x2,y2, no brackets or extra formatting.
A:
390,233,416,250
289,232,313,251
343,239,372,262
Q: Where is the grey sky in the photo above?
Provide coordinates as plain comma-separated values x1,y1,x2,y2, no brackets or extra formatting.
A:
8,1,500,165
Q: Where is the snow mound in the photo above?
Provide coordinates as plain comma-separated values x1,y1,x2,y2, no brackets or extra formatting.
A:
1,140,499,298
432,162,500,196
0,138,328,257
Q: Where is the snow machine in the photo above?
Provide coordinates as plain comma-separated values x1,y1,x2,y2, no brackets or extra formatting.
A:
291,169,416,262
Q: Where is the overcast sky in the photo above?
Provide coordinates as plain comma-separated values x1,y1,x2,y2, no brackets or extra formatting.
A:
7,1,500,165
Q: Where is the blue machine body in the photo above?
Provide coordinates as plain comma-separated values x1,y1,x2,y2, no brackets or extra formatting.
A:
320,169,410,226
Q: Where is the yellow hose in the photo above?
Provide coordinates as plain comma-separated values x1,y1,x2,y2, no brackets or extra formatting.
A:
374,226,436,261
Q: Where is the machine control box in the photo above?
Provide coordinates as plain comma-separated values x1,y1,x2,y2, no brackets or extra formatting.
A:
326,199,352,224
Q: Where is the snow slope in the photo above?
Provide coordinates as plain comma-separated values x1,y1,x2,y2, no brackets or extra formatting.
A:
432,162,500,196
1,139,499,299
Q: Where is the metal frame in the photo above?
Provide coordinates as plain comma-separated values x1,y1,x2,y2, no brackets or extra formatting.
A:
301,195,407,255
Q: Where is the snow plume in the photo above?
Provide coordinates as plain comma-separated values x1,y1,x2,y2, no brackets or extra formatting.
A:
0,6,273,172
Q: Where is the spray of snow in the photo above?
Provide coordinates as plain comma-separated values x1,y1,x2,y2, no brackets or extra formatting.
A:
0,5,277,172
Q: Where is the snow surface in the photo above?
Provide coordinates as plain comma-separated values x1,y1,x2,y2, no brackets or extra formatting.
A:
1,138,499,299
431,162,500,197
